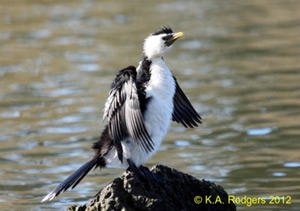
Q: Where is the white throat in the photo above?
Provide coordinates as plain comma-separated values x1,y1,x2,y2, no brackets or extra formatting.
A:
143,35,172,59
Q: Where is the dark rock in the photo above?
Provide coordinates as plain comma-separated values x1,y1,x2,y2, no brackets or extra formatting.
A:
67,165,236,211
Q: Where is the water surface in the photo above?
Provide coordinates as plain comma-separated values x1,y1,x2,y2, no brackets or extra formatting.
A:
0,0,299,210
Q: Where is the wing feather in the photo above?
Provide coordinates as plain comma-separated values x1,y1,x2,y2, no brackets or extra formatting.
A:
125,81,153,152
103,66,153,162
172,78,202,128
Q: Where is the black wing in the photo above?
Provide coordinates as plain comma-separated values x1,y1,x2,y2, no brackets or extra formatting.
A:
172,77,202,128
103,66,154,162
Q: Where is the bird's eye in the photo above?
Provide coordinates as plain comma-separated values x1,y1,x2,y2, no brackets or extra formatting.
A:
162,34,173,41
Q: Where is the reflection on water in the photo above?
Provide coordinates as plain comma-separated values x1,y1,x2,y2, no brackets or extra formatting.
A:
0,0,299,210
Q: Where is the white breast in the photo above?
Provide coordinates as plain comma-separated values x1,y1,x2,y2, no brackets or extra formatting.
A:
144,58,176,139
133,58,176,165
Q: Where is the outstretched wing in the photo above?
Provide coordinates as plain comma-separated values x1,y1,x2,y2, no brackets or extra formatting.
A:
172,77,202,128
103,66,154,162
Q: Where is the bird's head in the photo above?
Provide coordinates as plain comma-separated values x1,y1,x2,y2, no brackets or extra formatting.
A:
143,27,183,59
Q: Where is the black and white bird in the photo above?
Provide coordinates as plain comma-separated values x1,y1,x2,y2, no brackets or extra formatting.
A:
42,27,202,202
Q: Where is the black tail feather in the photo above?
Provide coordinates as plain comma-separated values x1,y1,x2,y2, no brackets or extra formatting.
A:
42,158,104,202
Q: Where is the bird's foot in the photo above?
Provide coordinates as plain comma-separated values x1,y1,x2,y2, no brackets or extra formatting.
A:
126,159,160,183
138,165,161,182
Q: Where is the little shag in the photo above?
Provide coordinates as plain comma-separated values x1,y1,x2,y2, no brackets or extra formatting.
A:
42,26,202,202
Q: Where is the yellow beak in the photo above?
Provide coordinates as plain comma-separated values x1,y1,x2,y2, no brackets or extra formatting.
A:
172,32,184,40
165,32,184,46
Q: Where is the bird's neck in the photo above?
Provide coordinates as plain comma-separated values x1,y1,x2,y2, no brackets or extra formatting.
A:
136,55,175,103
148,57,173,88
137,54,169,79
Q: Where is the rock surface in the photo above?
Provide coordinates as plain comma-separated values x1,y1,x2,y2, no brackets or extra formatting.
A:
67,165,236,211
